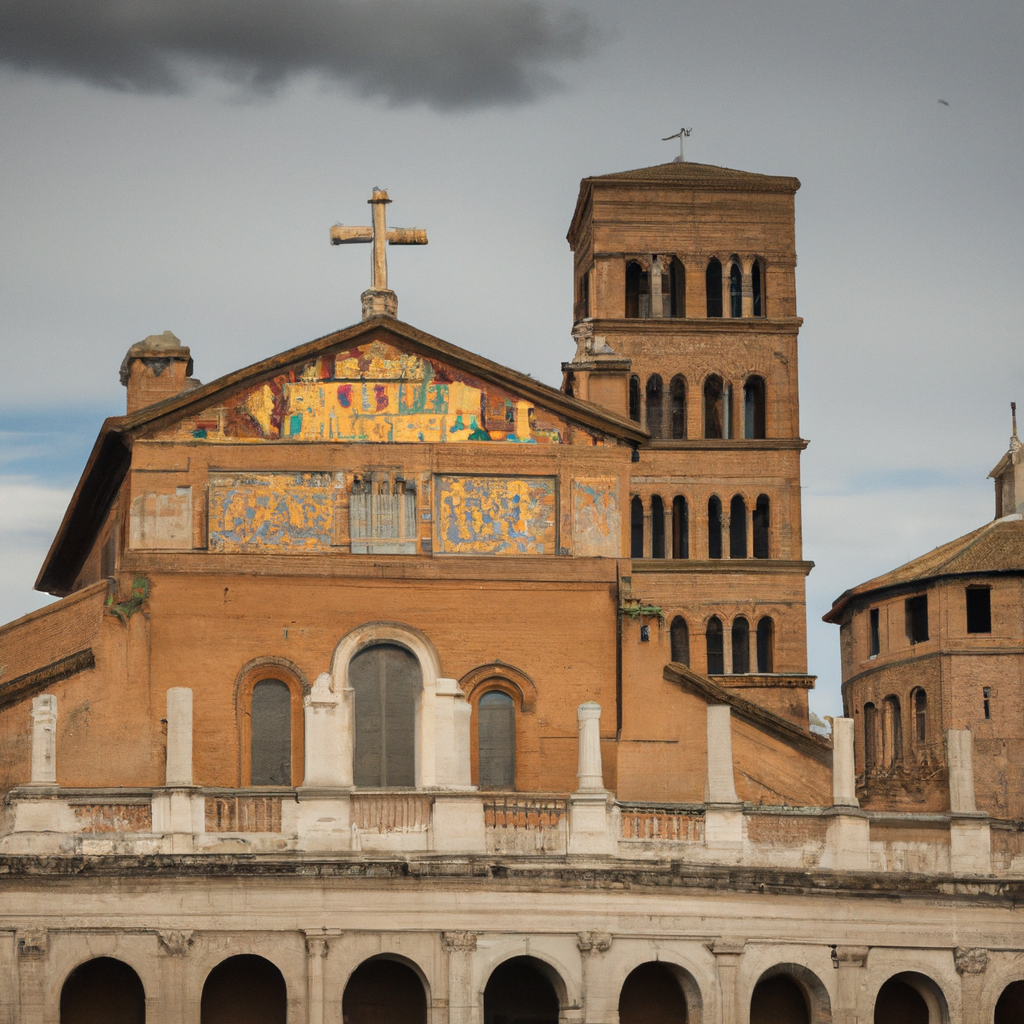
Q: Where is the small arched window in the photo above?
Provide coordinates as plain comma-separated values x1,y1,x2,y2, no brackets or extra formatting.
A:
651,496,666,558
251,679,292,786
672,496,689,559
708,496,722,559
912,688,927,743
706,617,724,674
575,271,590,321
752,259,764,316
864,702,878,769
625,261,649,318
756,617,774,672
753,495,770,559
729,260,742,318
732,617,750,674
478,691,516,789
670,616,690,666
668,257,685,317
744,376,766,438
705,258,723,318
730,495,747,558
646,374,664,438
704,375,725,438
630,495,644,558
882,695,902,767
628,375,641,423
669,375,686,438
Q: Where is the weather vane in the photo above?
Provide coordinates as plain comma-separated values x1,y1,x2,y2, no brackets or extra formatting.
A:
662,127,692,163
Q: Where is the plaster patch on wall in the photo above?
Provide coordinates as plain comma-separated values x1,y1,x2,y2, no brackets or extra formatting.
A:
435,476,556,555
572,477,621,557
129,488,192,550
208,472,343,552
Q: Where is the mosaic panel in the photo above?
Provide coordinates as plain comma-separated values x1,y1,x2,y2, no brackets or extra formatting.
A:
572,477,621,557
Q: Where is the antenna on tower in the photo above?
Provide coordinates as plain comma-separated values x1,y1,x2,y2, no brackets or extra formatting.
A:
662,127,692,163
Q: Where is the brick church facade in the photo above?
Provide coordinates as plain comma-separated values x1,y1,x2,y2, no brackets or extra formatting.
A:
0,161,1021,1023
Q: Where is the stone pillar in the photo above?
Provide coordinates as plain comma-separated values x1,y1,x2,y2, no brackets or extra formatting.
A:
832,718,859,807
578,932,613,1023
643,506,653,559
825,718,870,870
576,703,604,792
165,687,193,787
569,703,613,854
833,946,868,1024
443,931,478,1024
740,257,754,318
156,931,194,1024
664,505,674,559
955,947,989,1024
29,695,57,785
947,729,992,874
306,936,330,1024
705,706,743,848
947,728,977,812
721,512,731,559
710,939,745,1024
16,930,48,1024
721,259,732,319
304,673,348,787
689,258,706,320
650,257,665,318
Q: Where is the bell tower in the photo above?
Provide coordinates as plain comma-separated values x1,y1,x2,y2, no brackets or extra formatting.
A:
563,161,815,726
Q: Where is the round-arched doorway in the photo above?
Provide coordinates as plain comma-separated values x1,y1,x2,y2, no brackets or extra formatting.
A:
343,956,427,1024
61,957,146,1024
200,954,287,1024
484,956,560,1024
619,961,688,1024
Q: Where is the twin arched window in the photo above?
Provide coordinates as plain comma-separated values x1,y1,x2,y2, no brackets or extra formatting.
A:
704,615,774,674
706,257,765,317
708,494,771,559
625,258,686,318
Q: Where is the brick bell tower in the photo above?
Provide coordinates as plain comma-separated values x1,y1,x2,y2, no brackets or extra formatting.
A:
563,160,815,728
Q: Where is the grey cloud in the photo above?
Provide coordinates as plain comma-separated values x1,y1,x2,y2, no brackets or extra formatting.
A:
0,0,593,107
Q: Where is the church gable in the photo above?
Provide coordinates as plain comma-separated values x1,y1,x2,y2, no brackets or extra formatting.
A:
145,336,593,447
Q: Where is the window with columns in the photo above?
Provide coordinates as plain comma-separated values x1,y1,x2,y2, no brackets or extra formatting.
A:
729,260,742,318
646,374,664,438
744,376,766,438
753,494,770,558
729,495,747,558
628,375,641,422
705,258,723,317
667,257,685,316
651,496,666,558
708,496,723,559
625,261,649,318
672,495,689,558
732,616,750,673
752,258,765,316
756,617,774,672
670,376,686,438
706,616,724,674
630,496,644,558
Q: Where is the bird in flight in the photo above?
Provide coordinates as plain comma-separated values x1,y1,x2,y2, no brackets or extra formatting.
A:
938,99,950,106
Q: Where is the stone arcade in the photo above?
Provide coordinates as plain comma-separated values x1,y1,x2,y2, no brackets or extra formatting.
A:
0,166,1021,1024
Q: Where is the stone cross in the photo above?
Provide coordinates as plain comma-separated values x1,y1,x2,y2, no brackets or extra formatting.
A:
330,188,427,319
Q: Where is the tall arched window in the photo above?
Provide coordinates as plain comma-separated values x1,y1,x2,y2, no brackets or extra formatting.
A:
351,643,422,787
882,695,902,767
752,259,764,316
732,617,750,673
756,617,774,672
669,375,687,438
704,375,725,438
645,374,664,438
670,617,690,666
864,702,878,769
744,376,766,438
625,261,649,318
478,691,516,789
753,495,770,559
729,260,742,317
705,258,723,317
730,495,747,558
706,617,724,674
668,257,685,317
708,496,723,559
672,496,689,558
651,496,666,558
912,688,927,743
251,680,291,786
630,496,644,558
628,375,641,422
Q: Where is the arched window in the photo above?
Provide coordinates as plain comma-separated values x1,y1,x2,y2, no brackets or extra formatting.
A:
485,957,560,1024
707,496,723,559
706,616,724,674
753,495,770,559
251,680,291,786
630,496,644,559
705,258,723,317
61,958,145,1024
477,691,516,788
669,376,686,438
730,495,747,558
864,702,878,770
625,261,649,318
575,271,589,321
752,259,764,316
729,260,742,317
756,617,774,673
670,617,690,666
619,963,688,1024
732,617,750,674
343,958,428,1024
744,376,766,438
646,374,664,438
668,257,685,317
351,643,422,787
704,375,725,438
628,375,641,422
672,495,689,558
882,695,902,767
912,688,927,743
202,955,287,1024
651,496,666,558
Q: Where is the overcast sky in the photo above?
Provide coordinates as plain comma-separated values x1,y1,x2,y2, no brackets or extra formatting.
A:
1,0,1021,718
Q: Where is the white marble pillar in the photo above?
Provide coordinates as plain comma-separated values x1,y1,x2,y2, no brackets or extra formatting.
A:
576,702,604,792
304,673,348,787
29,695,57,785
832,718,859,807
947,728,977,813
165,687,193,787
947,728,992,873
569,703,613,854
705,705,743,848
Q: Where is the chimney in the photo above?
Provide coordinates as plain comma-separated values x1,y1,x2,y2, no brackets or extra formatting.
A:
119,331,199,413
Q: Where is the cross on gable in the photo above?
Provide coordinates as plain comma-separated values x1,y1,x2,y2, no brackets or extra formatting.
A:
330,188,428,320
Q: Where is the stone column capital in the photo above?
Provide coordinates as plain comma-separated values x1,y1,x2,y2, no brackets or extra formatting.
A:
442,931,478,953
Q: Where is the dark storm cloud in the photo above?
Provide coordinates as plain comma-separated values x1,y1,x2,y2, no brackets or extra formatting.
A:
0,0,593,107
